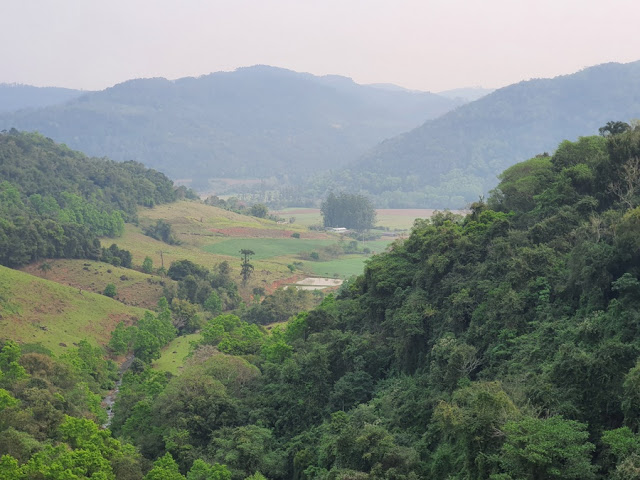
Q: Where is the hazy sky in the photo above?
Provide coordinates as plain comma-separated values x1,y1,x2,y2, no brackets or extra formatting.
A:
2,0,639,92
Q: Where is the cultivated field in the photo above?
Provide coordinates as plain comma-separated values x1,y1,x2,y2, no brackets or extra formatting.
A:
273,207,456,231
116,200,399,284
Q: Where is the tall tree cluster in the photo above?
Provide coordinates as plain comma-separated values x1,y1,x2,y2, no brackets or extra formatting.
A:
320,192,376,231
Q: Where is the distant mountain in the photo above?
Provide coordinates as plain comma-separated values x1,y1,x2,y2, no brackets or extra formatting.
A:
367,83,422,93
0,84,86,113
339,61,640,208
436,86,495,102
0,66,461,188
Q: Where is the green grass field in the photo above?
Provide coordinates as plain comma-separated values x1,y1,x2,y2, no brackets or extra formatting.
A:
153,333,201,375
203,238,338,260
306,255,369,278
0,265,147,355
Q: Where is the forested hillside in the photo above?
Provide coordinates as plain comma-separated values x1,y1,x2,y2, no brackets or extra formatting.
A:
0,130,176,266
326,60,640,208
100,126,640,479
0,66,460,189
4,126,640,478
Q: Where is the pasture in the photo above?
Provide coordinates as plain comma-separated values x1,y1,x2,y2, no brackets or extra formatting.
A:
0,265,146,355
21,259,169,310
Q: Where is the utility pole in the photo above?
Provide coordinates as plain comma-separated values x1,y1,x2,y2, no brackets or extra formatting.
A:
157,250,164,269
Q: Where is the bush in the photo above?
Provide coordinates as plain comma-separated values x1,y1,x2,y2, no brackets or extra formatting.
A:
104,283,117,298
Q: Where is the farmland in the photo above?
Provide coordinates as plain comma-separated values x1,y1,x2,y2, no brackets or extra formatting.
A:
203,237,338,260
113,202,445,282
274,207,452,231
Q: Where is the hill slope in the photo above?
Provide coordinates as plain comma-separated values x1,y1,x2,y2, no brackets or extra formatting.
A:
0,66,460,188
99,126,640,479
0,84,86,113
0,264,146,354
341,60,640,207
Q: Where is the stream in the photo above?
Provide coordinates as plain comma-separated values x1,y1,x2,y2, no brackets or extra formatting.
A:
102,355,135,429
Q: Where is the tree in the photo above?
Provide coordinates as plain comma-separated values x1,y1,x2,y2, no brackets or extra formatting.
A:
38,261,51,277
599,121,631,137
142,256,154,274
144,219,180,245
249,203,268,218
320,192,376,231
495,416,596,479
103,283,117,298
187,459,232,480
144,453,185,480
240,249,254,286
204,291,223,316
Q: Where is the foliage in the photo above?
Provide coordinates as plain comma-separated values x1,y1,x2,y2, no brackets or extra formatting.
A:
249,203,268,218
494,416,596,479
104,283,117,298
0,130,176,267
242,287,318,325
144,219,181,245
10,126,640,478
240,249,255,286
166,259,240,311
321,192,376,231
101,243,133,268
142,256,154,274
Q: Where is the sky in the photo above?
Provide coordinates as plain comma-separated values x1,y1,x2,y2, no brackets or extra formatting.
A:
2,0,639,93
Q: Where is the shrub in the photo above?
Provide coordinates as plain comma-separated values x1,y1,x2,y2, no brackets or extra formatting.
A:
104,283,117,298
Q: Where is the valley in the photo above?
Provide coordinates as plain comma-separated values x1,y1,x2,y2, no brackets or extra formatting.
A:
2,59,640,479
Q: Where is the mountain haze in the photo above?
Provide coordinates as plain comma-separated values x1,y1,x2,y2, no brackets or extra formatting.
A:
340,60,640,207
436,86,495,102
0,66,460,188
0,84,86,113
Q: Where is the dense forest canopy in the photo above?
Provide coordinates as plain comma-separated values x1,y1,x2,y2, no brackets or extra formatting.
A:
0,130,176,266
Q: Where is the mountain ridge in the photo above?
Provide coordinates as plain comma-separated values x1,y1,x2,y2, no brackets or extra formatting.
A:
335,60,640,207
0,65,462,189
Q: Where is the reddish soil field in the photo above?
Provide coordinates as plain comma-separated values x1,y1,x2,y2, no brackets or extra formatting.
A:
209,227,331,239
265,275,303,294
